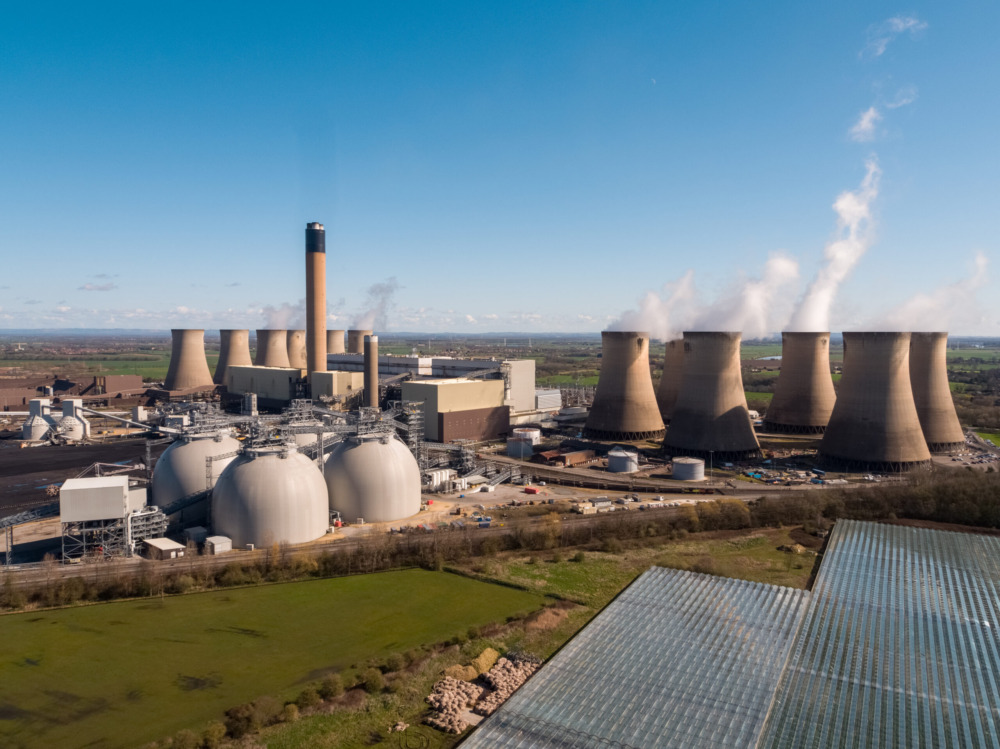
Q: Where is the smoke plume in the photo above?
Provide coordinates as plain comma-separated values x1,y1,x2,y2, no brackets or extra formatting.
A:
352,277,400,330
879,252,991,332
786,159,881,332
691,253,799,338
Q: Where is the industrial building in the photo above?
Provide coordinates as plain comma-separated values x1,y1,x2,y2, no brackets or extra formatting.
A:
469,520,1000,748
401,378,509,442
764,331,836,433
909,332,966,452
819,332,930,471
662,331,761,461
584,331,665,441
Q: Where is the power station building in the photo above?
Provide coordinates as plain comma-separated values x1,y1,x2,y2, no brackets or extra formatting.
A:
401,378,510,442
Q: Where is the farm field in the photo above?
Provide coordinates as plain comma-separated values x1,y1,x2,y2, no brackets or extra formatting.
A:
0,353,218,382
0,569,545,749
977,431,1000,447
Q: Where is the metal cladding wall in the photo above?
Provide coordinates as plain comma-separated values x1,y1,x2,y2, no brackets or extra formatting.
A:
324,434,421,523
212,447,329,548
286,329,308,369
327,329,346,354
254,329,291,368
305,222,327,381
347,329,373,354
164,329,214,391
662,331,761,460
363,335,379,408
910,332,965,452
819,332,930,471
440,405,510,442
584,331,665,441
764,332,837,434
214,329,252,385
655,339,685,422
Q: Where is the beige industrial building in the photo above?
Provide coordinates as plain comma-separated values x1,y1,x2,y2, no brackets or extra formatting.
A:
311,370,365,400
227,365,305,408
402,378,509,442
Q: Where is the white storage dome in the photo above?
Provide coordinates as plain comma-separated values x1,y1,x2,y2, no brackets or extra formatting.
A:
324,433,421,523
212,446,329,548
152,430,241,524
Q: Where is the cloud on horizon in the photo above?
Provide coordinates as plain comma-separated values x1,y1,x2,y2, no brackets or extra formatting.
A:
79,282,117,292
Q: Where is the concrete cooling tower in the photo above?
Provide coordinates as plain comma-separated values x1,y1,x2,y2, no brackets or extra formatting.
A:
662,332,761,461
655,340,685,423
363,335,379,408
287,329,307,369
214,329,252,385
212,445,329,548
164,329,214,391
305,222,327,380
324,433,421,523
819,332,930,471
255,329,291,368
763,332,837,434
327,329,346,354
583,331,665,441
347,329,373,354
909,332,965,452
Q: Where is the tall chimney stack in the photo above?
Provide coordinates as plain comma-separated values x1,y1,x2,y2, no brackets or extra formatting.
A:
819,332,930,471
909,332,965,452
363,335,380,409
348,329,373,354
583,331,665,441
255,329,291,368
327,329,346,354
164,329,214,391
305,222,327,391
764,332,837,434
214,329,252,385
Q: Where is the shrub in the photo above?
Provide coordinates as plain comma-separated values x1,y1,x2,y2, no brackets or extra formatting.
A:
601,538,624,554
172,729,199,749
318,673,344,700
383,653,406,673
360,667,384,693
296,687,321,709
572,551,586,562
224,703,259,738
201,721,226,749
281,703,300,723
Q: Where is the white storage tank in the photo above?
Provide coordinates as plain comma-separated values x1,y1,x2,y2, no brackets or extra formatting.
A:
325,433,421,523
151,430,241,525
57,399,89,441
21,398,55,441
607,447,640,473
512,427,541,445
212,446,328,548
672,456,706,481
507,438,534,459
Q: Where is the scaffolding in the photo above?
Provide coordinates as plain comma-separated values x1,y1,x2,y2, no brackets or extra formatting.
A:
62,517,127,560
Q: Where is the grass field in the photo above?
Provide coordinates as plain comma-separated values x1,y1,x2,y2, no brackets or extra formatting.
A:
0,353,218,382
977,431,1000,446
0,569,544,749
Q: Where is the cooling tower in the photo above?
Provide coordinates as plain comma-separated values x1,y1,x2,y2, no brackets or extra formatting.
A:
214,329,252,385
363,334,379,408
305,222,327,380
164,329,214,391
662,332,761,461
763,332,837,434
819,332,930,471
287,329,307,369
655,340,685,422
327,329,345,354
254,329,291,368
583,331,665,441
910,332,965,452
347,329,373,354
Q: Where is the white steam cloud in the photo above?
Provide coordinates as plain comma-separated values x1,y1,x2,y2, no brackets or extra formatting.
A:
691,253,800,337
878,252,992,331
786,159,881,332
261,300,305,329
352,277,400,330
610,271,697,341
849,107,882,142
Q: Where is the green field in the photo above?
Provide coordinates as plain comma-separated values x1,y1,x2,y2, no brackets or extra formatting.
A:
0,353,218,382
977,431,1000,446
0,570,544,749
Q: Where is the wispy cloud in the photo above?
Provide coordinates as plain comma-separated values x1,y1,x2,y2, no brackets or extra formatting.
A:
464,314,477,324
862,15,928,58
849,106,882,141
78,282,118,292
91,273,118,279
23,299,42,305
885,85,918,109
226,282,241,287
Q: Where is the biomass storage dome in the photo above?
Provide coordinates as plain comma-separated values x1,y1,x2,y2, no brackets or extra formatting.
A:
152,430,240,524
212,446,329,548
324,433,421,523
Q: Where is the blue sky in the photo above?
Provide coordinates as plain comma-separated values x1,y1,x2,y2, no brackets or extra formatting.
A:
1,1,997,334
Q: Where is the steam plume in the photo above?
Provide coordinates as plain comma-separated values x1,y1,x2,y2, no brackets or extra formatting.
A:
261,300,305,329
352,277,400,330
691,253,799,337
879,252,991,331
610,271,697,341
786,159,881,332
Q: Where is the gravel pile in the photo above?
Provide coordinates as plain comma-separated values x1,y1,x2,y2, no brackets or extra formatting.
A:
425,677,484,734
